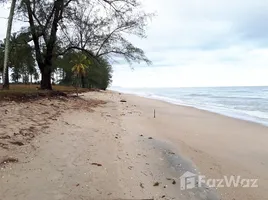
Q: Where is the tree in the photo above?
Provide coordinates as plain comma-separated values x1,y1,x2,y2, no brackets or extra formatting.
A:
71,53,91,88
11,0,152,90
11,67,21,83
1,33,37,84
54,50,112,90
71,53,89,96
2,0,17,89
85,57,113,90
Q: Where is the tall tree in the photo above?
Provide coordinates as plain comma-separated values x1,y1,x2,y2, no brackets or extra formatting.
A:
2,0,17,89
13,0,152,90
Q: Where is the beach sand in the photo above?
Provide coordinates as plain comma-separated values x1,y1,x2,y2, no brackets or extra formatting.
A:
0,91,267,200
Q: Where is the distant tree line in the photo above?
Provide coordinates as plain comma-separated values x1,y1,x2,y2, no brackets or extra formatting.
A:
0,33,112,90
0,33,39,84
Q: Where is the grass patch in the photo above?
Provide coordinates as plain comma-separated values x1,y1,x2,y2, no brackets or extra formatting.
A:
0,84,95,101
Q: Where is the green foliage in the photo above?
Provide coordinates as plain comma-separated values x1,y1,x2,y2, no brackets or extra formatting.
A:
86,57,113,90
0,33,37,84
56,51,112,90
71,54,90,77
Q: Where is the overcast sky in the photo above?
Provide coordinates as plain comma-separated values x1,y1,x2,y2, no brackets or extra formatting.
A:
113,0,268,88
1,1,268,88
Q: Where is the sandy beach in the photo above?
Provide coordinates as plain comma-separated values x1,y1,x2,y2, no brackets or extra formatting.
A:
0,91,267,200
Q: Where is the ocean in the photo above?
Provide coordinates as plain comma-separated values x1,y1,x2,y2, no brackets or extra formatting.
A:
112,86,268,126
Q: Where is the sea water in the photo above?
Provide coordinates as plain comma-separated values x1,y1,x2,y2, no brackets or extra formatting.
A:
112,86,268,127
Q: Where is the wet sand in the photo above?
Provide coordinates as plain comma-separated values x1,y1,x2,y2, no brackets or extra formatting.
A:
0,91,267,200
119,92,268,200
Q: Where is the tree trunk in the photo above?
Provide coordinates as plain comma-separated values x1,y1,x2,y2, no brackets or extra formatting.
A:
2,0,16,90
40,67,52,90
81,75,85,88
76,75,79,96
3,69,9,88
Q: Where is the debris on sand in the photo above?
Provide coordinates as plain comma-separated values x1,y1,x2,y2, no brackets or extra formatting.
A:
9,141,24,146
141,171,148,176
91,163,102,167
153,182,160,186
0,157,18,166
148,137,153,139
120,100,127,103
140,182,144,188
166,178,177,185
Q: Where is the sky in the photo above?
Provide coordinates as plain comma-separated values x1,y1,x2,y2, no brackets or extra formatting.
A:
0,1,268,88
112,0,268,88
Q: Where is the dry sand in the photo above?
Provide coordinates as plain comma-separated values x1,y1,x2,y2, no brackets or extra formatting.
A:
0,91,267,200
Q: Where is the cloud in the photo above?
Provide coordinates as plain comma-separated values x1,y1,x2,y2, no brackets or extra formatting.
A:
113,0,268,87
141,0,268,49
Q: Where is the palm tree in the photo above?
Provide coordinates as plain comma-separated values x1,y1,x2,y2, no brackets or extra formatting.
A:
2,0,17,90
71,53,90,96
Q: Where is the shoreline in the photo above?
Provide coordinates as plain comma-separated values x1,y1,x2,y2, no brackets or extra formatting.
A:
112,89,268,128
117,91,268,200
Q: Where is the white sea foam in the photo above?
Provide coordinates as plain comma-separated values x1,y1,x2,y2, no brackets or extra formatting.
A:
112,86,268,126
